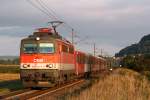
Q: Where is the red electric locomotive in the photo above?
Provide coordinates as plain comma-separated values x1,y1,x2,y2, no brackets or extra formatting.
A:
20,24,107,88
20,27,76,87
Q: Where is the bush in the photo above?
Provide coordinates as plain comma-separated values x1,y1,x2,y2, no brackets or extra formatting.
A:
121,55,150,72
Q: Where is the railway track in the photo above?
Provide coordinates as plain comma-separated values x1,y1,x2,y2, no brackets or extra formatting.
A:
0,79,85,100
0,88,40,100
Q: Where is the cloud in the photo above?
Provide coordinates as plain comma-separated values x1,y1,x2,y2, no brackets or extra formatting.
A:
0,26,20,31
0,0,150,56
0,26,35,37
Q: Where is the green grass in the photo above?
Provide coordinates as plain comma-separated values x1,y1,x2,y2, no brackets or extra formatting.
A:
0,65,23,94
0,80,23,90
0,80,23,94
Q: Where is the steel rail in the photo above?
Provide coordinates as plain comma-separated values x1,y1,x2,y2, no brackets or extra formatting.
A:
0,89,39,100
0,79,85,100
29,79,85,100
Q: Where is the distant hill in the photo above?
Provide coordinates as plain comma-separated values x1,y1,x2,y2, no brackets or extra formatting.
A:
116,34,150,57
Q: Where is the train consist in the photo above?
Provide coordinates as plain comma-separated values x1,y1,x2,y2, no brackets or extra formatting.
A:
20,26,107,87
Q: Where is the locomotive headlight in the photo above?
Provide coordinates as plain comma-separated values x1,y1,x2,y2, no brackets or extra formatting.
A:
23,64,30,68
36,37,40,41
46,64,53,68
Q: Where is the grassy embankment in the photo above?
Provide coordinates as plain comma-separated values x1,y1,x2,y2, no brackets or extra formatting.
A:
0,65,22,95
68,68,150,100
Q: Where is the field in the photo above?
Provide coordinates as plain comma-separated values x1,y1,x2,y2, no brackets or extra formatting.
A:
1,66,150,99
0,73,22,95
0,65,19,73
67,68,150,100
0,73,20,82
0,65,23,95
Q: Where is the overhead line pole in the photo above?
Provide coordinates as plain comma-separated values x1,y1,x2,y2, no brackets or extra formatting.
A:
101,49,103,57
94,43,96,57
72,29,74,45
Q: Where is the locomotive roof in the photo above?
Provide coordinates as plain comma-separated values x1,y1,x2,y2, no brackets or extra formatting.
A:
21,31,72,45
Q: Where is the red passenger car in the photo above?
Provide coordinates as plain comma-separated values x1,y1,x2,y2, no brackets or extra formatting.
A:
74,51,86,77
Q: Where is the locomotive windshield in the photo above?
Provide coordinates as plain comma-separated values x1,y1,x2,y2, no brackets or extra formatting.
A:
23,43,54,54
23,43,38,53
39,43,54,53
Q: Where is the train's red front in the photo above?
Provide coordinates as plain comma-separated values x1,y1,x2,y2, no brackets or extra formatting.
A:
20,28,75,87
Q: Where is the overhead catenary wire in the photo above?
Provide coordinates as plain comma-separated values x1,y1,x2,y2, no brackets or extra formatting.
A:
26,0,56,20
26,0,90,46
27,0,76,30
26,0,100,55
33,0,74,31
38,0,75,30
32,0,82,41
36,0,58,20
37,0,60,20
26,0,72,31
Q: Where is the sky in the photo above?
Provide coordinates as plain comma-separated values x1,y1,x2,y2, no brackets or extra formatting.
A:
0,0,150,56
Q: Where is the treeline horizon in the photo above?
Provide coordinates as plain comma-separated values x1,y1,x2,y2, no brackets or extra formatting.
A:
0,58,19,65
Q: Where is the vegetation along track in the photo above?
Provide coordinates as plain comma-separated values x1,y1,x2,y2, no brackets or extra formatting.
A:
0,79,85,100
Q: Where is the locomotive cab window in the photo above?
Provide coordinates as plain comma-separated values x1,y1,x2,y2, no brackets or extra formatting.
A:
39,43,54,53
23,43,37,53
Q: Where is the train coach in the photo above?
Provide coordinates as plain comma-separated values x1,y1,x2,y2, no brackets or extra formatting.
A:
20,27,107,88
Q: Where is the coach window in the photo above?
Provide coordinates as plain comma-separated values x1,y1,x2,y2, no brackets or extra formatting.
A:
79,54,84,64
80,55,82,64
77,54,81,63
62,45,68,53
69,46,74,54
82,55,85,64
80,55,82,63
77,54,80,63
84,55,85,63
